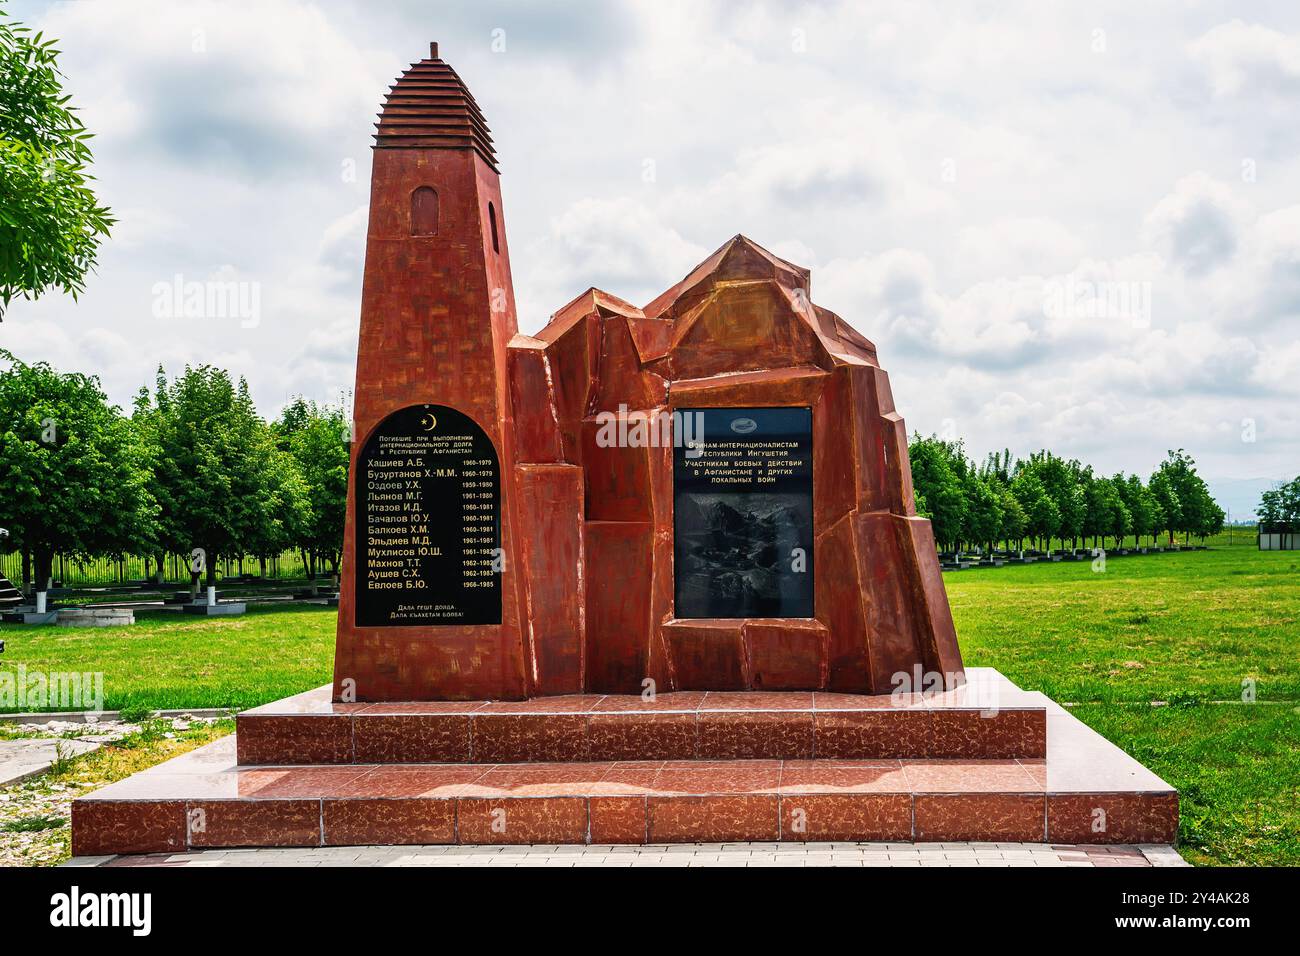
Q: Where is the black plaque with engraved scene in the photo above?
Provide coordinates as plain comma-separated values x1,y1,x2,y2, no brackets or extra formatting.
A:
673,407,814,619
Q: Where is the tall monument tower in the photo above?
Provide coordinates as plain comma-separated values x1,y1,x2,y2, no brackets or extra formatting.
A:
334,43,527,700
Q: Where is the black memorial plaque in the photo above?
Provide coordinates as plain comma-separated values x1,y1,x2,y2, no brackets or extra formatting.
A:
355,404,502,627
673,407,814,619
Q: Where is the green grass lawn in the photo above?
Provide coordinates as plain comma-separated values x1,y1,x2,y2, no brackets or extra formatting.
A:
945,536,1299,866
1066,703,1299,866
948,537,1299,703
0,604,335,712
1,536,1295,864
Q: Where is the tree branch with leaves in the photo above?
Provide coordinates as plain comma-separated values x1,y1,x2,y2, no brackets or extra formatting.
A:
0,3,113,318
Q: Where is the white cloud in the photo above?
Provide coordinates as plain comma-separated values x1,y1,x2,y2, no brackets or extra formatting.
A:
1143,174,1245,276
1188,20,1300,97
1,0,1297,487
519,197,707,325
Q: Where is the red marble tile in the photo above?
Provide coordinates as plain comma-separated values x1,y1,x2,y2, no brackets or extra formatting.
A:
815,513,872,692
476,695,603,714
895,514,963,681
590,692,707,712
471,763,611,796
188,799,321,847
743,621,826,690
337,767,489,798
914,794,1045,842
71,800,186,857
902,759,1040,793
929,709,1046,759
1047,792,1178,844
509,342,566,462
662,620,747,690
700,691,815,711
470,714,588,762
323,798,456,845
456,797,588,844
648,795,780,843
236,715,352,765
778,760,910,793
1019,759,1048,788
664,759,784,771
356,701,489,714
240,684,354,715
814,710,930,758
780,794,912,841
590,796,648,843
87,772,246,801
584,521,655,694
516,463,586,697
653,764,781,795
597,761,666,792
697,712,813,758
813,691,924,710
588,713,696,760
353,714,472,762
236,766,372,798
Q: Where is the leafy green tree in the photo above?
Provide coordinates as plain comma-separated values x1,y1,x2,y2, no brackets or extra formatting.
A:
1060,479,1087,550
0,350,155,607
1257,487,1284,531
274,397,347,586
1153,449,1223,542
146,365,295,598
0,7,113,317
997,485,1026,550
1084,476,1117,548
1012,472,1059,551
961,471,1002,553
1149,469,1181,544
1119,473,1155,548
1258,478,1300,533
130,380,172,582
908,434,967,551
242,434,310,580
1031,452,1082,549
1280,478,1300,528
981,448,1015,485
1103,477,1132,548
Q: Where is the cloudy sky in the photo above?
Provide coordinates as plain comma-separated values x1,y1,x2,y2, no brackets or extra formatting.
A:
3,0,1298,517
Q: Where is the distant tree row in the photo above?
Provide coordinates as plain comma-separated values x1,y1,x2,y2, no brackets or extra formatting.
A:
1257,477,1300,533
907,436,1226,554
0,351,348,600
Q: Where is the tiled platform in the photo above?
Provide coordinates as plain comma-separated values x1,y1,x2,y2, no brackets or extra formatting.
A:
71,670,1178,855
236,669,1047,764
69,842,1190,868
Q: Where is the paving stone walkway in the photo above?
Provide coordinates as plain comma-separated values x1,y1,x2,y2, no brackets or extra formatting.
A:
0,738,102,787
68,842,1189,868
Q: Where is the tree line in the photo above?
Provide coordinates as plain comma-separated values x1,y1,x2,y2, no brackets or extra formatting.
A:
1,350,1235,602
1257,477,1300,533
907,436,1226,554
0,350,348,600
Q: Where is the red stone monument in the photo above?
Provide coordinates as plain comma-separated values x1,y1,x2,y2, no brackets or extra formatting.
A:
70,46,1177,855
334,42,963,703
332,42,527,701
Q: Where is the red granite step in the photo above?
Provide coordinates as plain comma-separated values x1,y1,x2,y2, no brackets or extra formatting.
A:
70,747,1176,853
71,685,1178,855
236,671,1048,765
